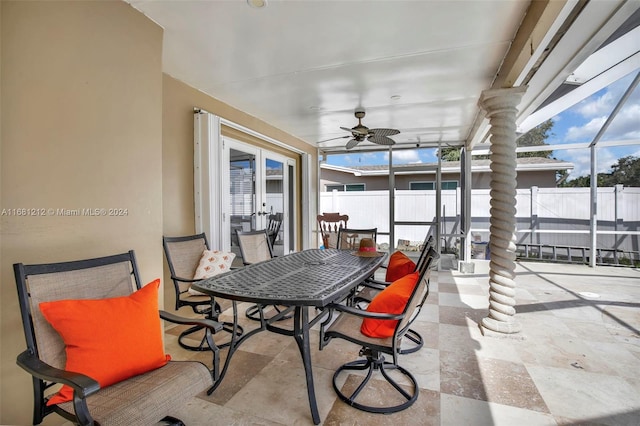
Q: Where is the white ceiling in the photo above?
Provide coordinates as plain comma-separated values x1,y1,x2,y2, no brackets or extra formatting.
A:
128,0,639,154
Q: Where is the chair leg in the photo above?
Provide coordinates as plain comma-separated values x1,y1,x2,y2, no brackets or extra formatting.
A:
159,416,185,426
178,325,211,351
332,349,418,414
398,328,424,354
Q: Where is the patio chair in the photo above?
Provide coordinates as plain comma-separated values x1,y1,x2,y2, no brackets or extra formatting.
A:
357,238,437,354
266,212,283,246
163,233,243,350
236,229,293,321
317,212,349,248
336,227,378,251
14,250,221,426
360,234,435,292
319,248,439,414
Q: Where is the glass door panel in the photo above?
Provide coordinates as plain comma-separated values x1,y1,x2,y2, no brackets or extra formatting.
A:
224,139,295,263
228,146,258,263
264,157,284,256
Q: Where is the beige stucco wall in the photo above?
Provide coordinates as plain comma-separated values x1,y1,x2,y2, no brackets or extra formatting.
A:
0,2,163,424
0,2,317,423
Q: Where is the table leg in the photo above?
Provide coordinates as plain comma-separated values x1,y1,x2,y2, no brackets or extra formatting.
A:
293,306,321,425
207,301,264,395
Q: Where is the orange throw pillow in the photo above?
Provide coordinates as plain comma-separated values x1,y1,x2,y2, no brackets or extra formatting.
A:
385,251,416,282
39,279,170,405
361,272,420,338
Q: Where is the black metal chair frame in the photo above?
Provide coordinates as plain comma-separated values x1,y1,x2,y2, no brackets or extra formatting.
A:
319,247,439,414
235,229,293,322
358,234,436,354
163,233,243,350
14,251,221,426
266,212,283,247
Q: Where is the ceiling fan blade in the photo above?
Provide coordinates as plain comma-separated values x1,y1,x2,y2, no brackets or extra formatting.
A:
368,135,396,146
341,126,368,136
345,138,360,149
370,128,400,137
317,135,350,144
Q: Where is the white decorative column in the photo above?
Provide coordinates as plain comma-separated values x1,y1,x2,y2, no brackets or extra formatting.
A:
478,87,526,334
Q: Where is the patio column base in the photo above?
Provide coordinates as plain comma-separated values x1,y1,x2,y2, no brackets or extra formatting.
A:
481,316,522,334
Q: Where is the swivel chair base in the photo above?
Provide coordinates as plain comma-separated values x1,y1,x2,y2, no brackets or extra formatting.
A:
332,348,418,413
178,321,243,351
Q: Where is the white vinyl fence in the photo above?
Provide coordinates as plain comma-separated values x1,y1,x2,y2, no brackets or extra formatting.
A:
320,186,640,261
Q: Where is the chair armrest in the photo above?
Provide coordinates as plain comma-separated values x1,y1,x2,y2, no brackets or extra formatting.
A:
16,350,100,398
326,303,404,321
159,311,224,333
170,275,199,284
362,279,388,290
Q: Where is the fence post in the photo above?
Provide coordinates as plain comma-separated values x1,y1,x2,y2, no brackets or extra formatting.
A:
615,184,623,264
331,189,339,212
531,186,538,246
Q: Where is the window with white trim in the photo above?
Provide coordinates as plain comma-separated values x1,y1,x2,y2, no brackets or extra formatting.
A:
325,183,365,192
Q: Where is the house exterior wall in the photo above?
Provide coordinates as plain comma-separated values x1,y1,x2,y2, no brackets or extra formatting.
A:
321,168,559,191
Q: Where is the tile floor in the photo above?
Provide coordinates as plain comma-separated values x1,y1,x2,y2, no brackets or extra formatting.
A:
163,260,640,425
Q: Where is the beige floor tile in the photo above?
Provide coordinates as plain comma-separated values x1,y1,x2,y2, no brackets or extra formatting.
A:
153,261,640,425
527,365,640,422
323,375,440,426
441,394,556,426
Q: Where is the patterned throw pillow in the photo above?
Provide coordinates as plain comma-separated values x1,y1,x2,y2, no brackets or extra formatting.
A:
188,250,236,295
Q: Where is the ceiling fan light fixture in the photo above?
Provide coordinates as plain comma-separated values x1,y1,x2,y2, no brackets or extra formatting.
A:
247,0,268,9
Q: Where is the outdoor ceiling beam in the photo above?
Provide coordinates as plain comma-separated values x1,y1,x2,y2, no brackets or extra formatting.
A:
588,71,640,147
516,0,638,129
467,0,577,151
472,139,640,156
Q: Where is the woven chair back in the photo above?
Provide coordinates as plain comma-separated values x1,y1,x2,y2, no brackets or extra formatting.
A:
236,229,273,264
16,253,139,370
163,235,209,293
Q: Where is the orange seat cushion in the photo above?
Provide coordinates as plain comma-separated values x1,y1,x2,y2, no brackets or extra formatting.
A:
39,279,170,405
385,251,416,282
361,272,420,338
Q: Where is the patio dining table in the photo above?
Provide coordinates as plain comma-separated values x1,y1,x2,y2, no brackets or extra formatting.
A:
192,248,387,425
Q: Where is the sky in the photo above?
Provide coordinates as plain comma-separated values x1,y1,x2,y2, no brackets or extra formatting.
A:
326,72,640,181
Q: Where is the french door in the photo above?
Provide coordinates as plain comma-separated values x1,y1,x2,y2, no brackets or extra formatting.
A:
223,138,294,260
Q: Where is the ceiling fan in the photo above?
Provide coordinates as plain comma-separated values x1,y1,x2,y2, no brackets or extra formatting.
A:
340,109,400,149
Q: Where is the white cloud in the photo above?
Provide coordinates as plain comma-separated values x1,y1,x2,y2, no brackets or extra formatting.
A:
562,73,640,143
565,116,607,141
576,90,616,117
564,147,619,180
382,149,421,164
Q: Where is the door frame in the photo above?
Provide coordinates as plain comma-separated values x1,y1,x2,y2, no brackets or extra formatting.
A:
194,109,305,252
222,137,295,254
